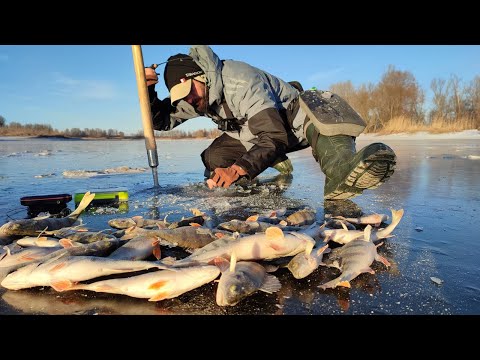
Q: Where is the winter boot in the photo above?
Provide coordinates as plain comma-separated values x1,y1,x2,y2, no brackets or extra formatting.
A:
271,157,293,175
306,124,396,200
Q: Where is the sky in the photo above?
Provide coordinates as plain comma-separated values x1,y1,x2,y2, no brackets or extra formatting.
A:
0,45,479,135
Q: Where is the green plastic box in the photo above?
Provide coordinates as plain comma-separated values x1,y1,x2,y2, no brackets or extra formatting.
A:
74,188,129,207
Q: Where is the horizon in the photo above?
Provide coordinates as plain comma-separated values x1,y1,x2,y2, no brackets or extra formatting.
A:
1,45,479,135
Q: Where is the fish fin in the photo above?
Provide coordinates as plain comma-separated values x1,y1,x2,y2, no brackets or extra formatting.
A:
124,225,137,234
215,232,224,239
148,280,168,290
229,252,237,272
316,244,330,255
152,243,162,260
375,241,385,248
213,257,230,272
4,246,12,257
51,279,75,292
189,223,202,227
259,274,282,293
305,241,314,257
59,238,77,248
337,280,351,288
376,254,391,268
40,251,69,266
391,208,405,224
265,227,284,240
35,236,48,242
149,292,169,302
279,220,288,226
246,215,258,222
363,225,372,242
319,273,353,290
36,226,49,237
361,267,375,275
48,261,68,273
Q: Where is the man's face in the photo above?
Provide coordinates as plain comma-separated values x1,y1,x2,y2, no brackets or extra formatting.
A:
184,80,207,113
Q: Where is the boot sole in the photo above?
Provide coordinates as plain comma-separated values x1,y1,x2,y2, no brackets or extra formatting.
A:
324,148,396,200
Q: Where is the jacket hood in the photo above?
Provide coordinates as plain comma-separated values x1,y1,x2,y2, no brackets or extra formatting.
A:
189,45,224,106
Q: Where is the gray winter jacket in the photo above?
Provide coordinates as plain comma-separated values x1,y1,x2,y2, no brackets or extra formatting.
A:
149,45,308,179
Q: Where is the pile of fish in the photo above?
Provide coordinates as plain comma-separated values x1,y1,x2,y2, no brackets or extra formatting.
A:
0,191,404,307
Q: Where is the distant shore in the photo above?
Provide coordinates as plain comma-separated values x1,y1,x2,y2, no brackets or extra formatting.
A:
1,129,480,141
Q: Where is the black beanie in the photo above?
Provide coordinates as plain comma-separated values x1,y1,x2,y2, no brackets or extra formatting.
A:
163,54,204,92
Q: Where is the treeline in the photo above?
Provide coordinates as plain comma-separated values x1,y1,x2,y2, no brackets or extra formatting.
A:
0,117,221,139
329,66,480,133
0,120,128,138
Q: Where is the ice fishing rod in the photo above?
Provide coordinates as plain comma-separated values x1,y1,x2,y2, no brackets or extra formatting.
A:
131,45,159,188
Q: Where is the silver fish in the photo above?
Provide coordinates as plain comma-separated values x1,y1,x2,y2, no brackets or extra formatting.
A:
122,225,226,250
0,246,61,282
332,213,389,227
318,225,391,290
215,252,282,306
54,265,220,302
0,237,120,283
0,191,95,237
322,209,404,245
16,236,63,248
1,255,169,290
164,226,316,267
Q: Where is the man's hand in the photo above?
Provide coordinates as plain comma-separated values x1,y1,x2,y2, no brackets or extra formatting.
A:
207,165,247,189
145,67,159,86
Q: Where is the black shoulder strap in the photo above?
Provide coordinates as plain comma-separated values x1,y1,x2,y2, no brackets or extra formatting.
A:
222,101,234,119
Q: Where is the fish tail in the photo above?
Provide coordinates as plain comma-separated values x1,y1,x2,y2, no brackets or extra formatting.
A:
68,191,96,219
376,208,404,239
318,273,355,290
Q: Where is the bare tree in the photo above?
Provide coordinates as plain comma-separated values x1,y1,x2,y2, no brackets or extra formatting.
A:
330,81,377,131
430,78,447,121
374,65,424,125
446,74,465,121
330,81,356,104
464,75,480,124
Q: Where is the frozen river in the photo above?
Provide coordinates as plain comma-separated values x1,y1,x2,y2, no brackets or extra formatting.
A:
0,134,479,315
